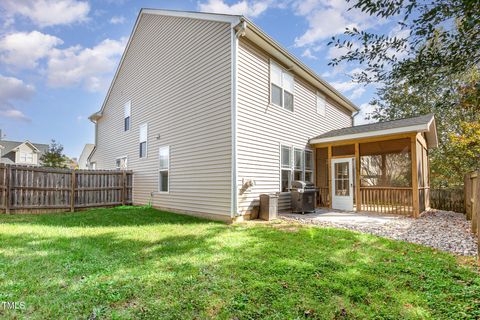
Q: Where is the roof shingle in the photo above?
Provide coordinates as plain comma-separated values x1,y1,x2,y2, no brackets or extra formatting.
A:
311,114,435,141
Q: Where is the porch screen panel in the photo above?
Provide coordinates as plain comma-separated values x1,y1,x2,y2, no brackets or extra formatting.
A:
359,138,411,187
316,147,329,207
359,138,413,215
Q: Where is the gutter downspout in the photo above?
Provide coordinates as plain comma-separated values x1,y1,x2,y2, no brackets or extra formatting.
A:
230,19,247,220
351,110,360,126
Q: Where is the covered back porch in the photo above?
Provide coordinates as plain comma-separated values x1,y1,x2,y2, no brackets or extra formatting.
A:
310,114,438,217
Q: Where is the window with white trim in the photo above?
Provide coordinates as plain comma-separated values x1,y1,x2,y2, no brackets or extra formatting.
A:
159,146,169,192
115,156,127,170
270,61,294,111
20,152,33,163
280,146,313,191
294,148,304,181
124,101,131,131
280,145,292,192
316,92,326,116
305,150,313,182
139,123,148,158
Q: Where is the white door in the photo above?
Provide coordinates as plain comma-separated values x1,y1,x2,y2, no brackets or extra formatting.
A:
331,158,354,211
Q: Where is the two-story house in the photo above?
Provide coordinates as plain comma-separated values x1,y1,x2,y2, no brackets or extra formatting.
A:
0,140,49,166
89,9,437,221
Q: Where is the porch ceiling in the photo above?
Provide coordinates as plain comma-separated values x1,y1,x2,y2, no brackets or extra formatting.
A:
309,114,438,148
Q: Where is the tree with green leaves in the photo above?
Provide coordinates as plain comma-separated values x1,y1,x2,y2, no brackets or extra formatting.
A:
328,0,480,187
40,140,68,168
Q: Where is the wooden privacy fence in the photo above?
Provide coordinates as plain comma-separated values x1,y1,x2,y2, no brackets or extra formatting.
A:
0,164,132,213
430,188,465,213
465,171,479,238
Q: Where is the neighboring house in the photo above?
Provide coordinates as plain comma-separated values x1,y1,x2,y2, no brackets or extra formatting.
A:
0,140,49,166
89,9,437,222
78,144,95,169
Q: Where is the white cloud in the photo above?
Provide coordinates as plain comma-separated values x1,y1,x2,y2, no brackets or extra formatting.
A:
0,75,35,122
198,0,272,18
1,0,90,27
47,38,127,92
0,31,63,69
330,80,358,93
327,41,360,60
109,16,126,24
301,48,317,59
293,0,384,47
0,109,30,121
355,102,376,125
349,86,365,99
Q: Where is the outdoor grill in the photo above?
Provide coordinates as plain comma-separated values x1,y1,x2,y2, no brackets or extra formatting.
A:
291,180,318,213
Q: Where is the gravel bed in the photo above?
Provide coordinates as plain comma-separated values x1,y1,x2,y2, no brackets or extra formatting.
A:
280,209,478,256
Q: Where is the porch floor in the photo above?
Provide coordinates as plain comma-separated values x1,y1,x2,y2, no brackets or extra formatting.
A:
279,209,477,256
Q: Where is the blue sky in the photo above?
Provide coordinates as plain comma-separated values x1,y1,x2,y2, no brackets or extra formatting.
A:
0,0,400,158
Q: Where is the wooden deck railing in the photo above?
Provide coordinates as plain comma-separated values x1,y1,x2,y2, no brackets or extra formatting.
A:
360,186,413,215
0,164,132,213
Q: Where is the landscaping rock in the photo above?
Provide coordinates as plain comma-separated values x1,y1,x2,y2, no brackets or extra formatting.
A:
280,209,478,256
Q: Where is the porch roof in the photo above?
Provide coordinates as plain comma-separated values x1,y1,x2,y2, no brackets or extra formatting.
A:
310,114,438,148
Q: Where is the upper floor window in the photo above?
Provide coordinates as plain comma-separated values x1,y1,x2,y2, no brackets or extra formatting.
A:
316,92,326,116
124,101,131,131
159,146,169,192
139,123,148,158
270,61,294,111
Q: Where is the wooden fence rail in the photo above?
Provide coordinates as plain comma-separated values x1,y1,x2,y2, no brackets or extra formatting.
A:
0,164,132,213
430,188,465,213
464,171,479,257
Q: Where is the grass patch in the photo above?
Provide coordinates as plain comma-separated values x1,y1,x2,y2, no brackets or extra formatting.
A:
0,207,478,319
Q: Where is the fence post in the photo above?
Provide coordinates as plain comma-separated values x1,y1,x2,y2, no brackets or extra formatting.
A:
70,170,76,212
475,171,480,257
5,165,11,214
122,171,127,205
471,171,478,235
5,165,12,213
465,174,472,220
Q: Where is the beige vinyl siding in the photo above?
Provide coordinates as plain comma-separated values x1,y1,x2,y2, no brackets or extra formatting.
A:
236,38,352,214
15,144,39,166
91,13,232,217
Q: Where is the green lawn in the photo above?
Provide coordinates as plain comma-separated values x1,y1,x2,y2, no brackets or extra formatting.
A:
0,207,478,319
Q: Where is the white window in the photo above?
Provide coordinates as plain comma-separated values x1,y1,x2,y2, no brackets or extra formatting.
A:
20,152,33,163
124,101,131,131
115,156,128,170
91,162,97,170
305,150,313,182
280,146,313,191
139,123,148,158
294,148,304,181
270,61,294,111
159,146,169,192
316,92,326,116
280,145,292,192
